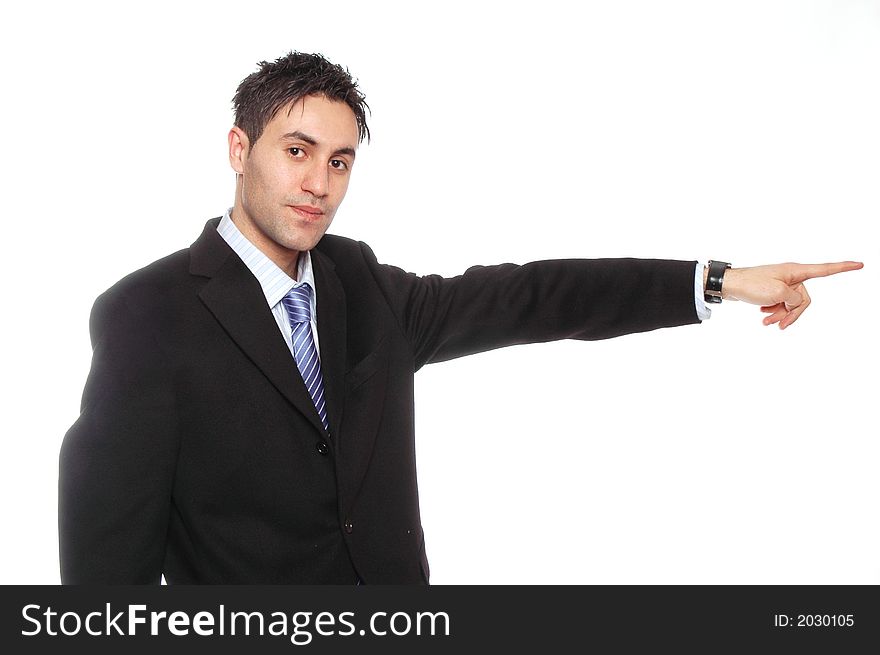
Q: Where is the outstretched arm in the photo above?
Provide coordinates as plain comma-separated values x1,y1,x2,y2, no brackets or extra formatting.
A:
713,261,864,329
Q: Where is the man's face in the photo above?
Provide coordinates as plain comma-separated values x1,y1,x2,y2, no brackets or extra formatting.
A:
229,94,359,271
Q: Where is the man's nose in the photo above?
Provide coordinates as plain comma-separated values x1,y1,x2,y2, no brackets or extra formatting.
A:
301,161,329,197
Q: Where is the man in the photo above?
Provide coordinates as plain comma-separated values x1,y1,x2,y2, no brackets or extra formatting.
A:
58,52,862,584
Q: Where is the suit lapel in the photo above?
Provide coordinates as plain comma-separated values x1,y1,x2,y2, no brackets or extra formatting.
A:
191,221,328,435
311,249,347,441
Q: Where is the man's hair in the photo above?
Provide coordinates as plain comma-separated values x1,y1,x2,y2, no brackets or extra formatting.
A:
232,51,370,146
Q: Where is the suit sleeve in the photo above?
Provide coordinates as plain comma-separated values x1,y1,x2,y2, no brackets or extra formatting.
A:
59,290,179,583
358,243,701,371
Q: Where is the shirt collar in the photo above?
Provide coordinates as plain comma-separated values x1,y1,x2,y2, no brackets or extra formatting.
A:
216,208,316,308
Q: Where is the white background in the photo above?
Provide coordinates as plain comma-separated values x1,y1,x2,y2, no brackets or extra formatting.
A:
1,0,876,584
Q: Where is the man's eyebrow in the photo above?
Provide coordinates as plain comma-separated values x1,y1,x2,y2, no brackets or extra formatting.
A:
333,146,357,159
281,130,318,145
281,131,356,158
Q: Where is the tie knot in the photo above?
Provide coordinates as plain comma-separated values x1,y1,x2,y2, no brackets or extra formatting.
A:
282,284,312,325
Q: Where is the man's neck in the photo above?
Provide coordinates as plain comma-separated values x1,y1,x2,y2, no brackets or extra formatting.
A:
229,206,300,279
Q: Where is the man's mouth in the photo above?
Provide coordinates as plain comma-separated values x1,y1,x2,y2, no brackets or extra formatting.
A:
290,205,325,220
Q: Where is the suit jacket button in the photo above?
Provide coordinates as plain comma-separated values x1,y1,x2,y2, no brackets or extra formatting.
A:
316,440,330,456
344,519,353,534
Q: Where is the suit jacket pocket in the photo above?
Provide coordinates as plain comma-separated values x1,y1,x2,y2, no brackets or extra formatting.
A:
344,336,388,392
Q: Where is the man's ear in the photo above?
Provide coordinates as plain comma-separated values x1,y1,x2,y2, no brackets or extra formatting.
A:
228,127,249,174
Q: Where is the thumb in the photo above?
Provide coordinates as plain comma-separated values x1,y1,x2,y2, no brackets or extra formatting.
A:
783,286,803,311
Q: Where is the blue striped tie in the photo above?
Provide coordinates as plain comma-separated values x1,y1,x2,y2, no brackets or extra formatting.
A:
281,284,328,431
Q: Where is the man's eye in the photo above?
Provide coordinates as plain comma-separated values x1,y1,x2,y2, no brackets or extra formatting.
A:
330,159,348,170
288,147,304,157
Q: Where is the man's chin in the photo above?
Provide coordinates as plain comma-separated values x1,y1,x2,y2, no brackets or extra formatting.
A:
271,217,328,249
280,230,329,253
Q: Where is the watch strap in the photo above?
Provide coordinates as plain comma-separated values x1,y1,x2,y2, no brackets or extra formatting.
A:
705,260,731,304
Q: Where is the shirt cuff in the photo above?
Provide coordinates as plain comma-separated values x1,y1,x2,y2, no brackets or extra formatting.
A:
694,261,711,321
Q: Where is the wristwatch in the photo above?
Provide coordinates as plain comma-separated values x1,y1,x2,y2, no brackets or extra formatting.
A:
704,260,731,304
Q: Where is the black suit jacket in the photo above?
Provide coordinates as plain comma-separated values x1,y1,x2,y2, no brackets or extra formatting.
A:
59,218,701,583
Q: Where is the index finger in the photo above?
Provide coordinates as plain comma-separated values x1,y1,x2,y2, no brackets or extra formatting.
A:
791,261,864,283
